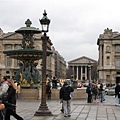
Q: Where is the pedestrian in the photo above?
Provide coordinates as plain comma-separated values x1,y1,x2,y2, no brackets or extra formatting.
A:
60,80,72,113
86,83,93,103
99,83,105,103
0,76,9,119
115,82,120,105
46,82,51,100
52,77,57,89
60,81,74,117
0,76,9,99
93,84,99,103
4,80,24,120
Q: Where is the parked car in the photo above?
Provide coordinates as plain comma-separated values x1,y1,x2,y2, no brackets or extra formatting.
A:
105,86,115,95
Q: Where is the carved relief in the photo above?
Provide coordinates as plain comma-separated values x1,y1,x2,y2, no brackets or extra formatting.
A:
2,33,22,39
71,57,94,64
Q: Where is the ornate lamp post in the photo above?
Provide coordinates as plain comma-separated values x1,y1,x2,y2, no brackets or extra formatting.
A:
34,10,52,116
88,61,91,84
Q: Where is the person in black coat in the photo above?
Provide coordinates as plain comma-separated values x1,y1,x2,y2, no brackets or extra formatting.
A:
4,80,23,120
60,81,74,117
46,82,51,100
86,83,93,103
115,82,120,105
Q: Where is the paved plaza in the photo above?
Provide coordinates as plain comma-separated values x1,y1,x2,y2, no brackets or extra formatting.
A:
11,96,120,120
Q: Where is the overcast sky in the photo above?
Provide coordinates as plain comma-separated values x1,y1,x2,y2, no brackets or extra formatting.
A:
1,0,120,62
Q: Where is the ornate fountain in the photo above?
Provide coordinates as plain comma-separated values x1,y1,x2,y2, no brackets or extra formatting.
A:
3,19,52,88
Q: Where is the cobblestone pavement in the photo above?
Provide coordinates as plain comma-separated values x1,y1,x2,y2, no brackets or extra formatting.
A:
11,96,120,120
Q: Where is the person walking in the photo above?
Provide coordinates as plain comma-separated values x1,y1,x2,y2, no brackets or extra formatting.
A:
93,84,99,103
46,82,51,100
60,81,74,117
86,83,93,103
0,76,9,99
0,76,9,119
4,80,24,120
115,82,120,105
52,77,57,89
99,83,105,103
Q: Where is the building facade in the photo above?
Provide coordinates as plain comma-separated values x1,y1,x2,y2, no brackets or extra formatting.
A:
0,28,66,80
97,28,120,84
54,50,66,79
67,56,97,82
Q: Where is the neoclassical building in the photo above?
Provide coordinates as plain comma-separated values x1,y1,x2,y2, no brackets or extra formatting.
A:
97,28,120,84
67,56,97,82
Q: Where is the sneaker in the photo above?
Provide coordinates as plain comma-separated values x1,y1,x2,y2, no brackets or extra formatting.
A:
68,115,71,117
64,115,67,117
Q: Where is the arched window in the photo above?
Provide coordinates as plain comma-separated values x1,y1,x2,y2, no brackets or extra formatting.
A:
106,56,110,65
106,46,110,52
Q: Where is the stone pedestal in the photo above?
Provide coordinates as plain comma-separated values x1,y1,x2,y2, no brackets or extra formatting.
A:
72,88,87,99
20,89,39,100
51,88,87,100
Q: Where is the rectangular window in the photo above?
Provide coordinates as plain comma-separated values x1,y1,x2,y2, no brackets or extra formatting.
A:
6,57,12,67
17,60,20,67
6,71,10,74
5,45,12,50
6,76,10,79
117,72,120,74
106,56,110,65
116,58,120,67
15,45,21,49
116,45,120,52
106,75,110,83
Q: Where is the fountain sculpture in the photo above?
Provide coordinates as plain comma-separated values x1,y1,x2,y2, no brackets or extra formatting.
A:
3,19,52,88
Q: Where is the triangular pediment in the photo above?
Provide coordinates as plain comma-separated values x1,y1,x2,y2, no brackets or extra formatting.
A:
0,32,42,39
68,56,97,64
113,34,120,39
0,32,23,39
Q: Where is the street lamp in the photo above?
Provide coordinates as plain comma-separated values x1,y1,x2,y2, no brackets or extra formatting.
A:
34,10,52,116
88,61,91,84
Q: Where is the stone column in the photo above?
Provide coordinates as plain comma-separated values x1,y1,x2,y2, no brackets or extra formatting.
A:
73,66,74,79
81,66,83,80
89,66,91,81
76,66,78,80
11,44,14,67
100,45,102,67
85,66,87,80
